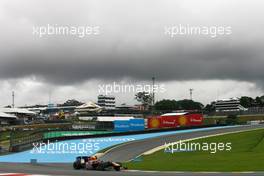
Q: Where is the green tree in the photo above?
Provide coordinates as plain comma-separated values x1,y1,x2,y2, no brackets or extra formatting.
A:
240,96,255,108
177,99,204,110
255,96,264,107
154,99,203,111
203,102,215,113
135,92,153,109
154,99,179,111
61,99,83,106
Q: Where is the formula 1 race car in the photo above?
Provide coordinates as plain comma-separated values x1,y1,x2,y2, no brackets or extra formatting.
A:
73,156,124,171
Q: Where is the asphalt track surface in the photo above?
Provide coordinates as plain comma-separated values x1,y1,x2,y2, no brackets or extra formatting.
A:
0,125,264,176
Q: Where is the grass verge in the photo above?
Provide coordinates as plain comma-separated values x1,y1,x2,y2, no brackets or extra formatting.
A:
125,128,264,171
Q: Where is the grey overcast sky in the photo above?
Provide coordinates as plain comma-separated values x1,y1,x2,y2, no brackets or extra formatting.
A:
0,0,263,107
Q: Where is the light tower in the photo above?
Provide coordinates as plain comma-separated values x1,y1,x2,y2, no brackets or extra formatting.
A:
152,77,155,106
189,88,194,100
12,91,15,108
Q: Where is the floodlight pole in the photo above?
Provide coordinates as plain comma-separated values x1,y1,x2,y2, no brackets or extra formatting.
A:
189,88,194,100
152,77,155,106
12,91,15,108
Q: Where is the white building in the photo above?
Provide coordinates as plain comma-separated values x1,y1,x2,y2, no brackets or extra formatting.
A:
215,98,247,112
97,95,116,110
75,101,102,113
0,111,17,125
0,108,36,121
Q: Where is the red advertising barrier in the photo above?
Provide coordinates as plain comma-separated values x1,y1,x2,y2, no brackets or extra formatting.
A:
160,115,179,128
147,116,162,129
147,113,203,129
187,113,204,126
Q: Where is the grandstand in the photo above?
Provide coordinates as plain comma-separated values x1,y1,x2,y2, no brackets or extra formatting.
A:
215,98,247,112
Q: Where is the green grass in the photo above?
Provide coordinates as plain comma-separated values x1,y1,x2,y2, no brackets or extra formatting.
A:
125,128,264,171
0,131,11,141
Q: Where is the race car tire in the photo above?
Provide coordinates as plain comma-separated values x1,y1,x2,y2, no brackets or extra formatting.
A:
73,161,81,170
113,166,121,171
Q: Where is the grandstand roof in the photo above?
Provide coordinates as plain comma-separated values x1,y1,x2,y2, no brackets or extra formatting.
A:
161,112,188,116
0,111,18,119
96,116,134,122
75,101,102,112
0,108,36,115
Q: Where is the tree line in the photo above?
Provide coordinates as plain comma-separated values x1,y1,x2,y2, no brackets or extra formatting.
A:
135,92,264,113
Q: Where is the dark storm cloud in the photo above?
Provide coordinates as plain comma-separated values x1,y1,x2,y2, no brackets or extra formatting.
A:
0,0,264,87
